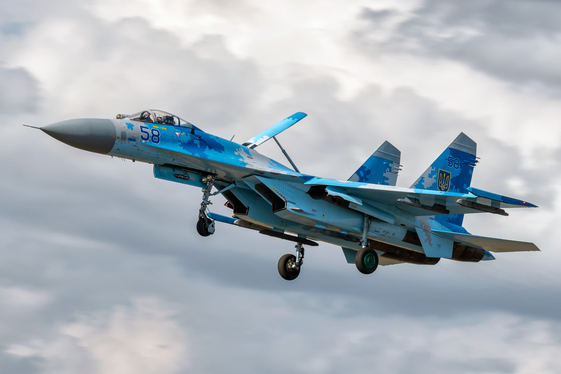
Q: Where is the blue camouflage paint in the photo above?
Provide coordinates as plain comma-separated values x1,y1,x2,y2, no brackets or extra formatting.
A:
349,159,394,185
412,148,476,194
349,141,400,186
178,132,226,159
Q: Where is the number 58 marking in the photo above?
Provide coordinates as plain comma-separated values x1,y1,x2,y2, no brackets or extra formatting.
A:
140,126,161,144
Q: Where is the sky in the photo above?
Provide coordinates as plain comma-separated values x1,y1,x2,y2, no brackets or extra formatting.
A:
1,0,561,373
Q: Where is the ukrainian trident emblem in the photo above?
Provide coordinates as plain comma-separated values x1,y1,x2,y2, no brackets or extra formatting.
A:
437,169,451,192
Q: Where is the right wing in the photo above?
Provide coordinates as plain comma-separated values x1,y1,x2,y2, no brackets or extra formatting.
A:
242,112,307,149
304,178,538,219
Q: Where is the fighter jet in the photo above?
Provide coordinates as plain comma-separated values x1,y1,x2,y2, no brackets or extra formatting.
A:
30,109,539,280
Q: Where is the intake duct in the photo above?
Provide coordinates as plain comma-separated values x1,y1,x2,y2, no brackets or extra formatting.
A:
222,190,249,216
255,183,286,212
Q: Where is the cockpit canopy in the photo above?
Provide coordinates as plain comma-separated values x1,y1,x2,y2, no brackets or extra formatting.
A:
117,109,200,130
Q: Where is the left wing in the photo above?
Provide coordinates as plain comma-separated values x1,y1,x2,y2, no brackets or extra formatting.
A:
243,112,307,149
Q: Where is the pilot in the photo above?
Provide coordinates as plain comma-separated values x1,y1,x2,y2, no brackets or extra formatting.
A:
156,116,163,124
163,116,174,125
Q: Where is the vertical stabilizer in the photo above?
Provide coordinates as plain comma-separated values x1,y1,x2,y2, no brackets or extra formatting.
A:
348,141,401,186
411,133,477,227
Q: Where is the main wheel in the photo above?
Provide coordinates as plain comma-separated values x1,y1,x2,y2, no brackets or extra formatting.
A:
355,247,379,274
278,254,300,281
196,217,213,237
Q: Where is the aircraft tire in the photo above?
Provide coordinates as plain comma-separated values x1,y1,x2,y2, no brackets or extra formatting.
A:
196,218,212,237
355,247,379,274
278,254,300,281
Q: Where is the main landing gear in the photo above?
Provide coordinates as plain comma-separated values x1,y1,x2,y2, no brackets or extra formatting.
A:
355,247,379,274
196,174,216,237
278,242,305,281
355,214,379,275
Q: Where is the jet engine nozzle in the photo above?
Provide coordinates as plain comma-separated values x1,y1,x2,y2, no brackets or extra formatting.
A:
42,119,116,154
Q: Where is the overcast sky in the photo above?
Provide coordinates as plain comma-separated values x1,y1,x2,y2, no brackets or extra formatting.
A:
1,0,561,373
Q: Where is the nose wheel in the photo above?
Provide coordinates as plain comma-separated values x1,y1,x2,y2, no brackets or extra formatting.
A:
278,243,305,281
196,217,215,236
197,174,216,237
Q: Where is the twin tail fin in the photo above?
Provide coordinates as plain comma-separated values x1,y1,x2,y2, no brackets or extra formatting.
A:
348,141,401,186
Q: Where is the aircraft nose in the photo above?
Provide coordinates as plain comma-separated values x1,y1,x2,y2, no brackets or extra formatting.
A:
42,118,116,154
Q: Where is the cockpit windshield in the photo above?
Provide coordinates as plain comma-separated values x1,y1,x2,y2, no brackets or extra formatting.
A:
121,109,199,130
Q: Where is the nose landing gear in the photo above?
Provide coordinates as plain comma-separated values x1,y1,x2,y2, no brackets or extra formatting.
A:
197,174,216,237
278,242,305,281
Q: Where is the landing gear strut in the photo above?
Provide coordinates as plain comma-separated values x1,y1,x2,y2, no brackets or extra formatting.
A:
355,214,379,274
278,242,305,281
196,174,216,237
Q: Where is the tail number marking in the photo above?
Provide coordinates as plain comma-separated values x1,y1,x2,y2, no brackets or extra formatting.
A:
447,156,460,169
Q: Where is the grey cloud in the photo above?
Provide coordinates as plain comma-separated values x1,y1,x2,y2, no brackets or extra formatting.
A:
0,66,39,114
4,13,263,127
356,0,561,91
0,355,41,374
1,1,560,373
395,353,516,374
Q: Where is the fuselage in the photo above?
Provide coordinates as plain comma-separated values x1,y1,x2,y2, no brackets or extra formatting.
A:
40,114,495,265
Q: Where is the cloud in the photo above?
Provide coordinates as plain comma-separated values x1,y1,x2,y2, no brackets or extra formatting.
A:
1,0,561,373
357,0,561,92
5,298,189,374
0,286,51,311
0,66,39,114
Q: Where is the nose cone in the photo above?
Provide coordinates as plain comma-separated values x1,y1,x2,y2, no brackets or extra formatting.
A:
42,119,116,154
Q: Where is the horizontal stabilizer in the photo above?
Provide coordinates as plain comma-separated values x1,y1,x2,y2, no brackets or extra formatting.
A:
243,112,307,149
431,230,540,252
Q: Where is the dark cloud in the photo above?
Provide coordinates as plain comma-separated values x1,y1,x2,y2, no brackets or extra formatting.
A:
357,0,561,91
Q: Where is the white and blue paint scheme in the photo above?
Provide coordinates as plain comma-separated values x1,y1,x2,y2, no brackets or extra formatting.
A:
35,109,540,280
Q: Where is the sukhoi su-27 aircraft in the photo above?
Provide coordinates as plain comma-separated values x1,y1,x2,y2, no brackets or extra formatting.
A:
28,110,540,280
